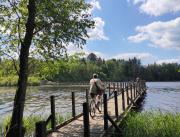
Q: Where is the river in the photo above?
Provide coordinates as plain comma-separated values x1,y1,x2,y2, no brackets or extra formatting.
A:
0,82,180,123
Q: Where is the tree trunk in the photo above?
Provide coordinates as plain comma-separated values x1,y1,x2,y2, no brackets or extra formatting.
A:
6,0,36,137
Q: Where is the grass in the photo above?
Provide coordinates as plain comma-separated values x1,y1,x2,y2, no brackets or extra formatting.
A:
120,111,180,137
0,113,71,136
0,76,40,86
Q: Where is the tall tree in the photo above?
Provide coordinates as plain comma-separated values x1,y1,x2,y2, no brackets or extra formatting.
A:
87,53,98,62
0,0,94,136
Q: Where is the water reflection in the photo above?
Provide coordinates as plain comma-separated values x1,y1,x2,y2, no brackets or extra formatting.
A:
141,82,180,113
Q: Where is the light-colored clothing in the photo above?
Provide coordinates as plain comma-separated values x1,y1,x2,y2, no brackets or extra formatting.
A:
89,78,105,94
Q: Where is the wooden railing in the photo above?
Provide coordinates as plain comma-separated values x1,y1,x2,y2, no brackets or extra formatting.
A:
35,80,147,137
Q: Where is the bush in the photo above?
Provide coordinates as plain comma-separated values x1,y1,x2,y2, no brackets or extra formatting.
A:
28,76,40,86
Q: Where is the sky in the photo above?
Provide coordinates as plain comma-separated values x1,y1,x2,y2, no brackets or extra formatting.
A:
68,0,180,65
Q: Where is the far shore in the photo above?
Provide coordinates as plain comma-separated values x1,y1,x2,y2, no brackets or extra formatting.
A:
0,80,180,87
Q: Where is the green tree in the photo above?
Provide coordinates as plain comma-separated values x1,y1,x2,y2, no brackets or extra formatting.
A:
0,0,94,136
87,53,98,62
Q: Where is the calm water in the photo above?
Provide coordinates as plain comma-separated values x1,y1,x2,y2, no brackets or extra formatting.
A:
0,82,180,123
0,86,87,123
142,82,180,113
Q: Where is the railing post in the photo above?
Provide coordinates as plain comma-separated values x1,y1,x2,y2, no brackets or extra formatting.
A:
139,81,141,92
130,83,133,101
120,82,122,90
117,83,119,94
122,89,125,111
108,83,111,98
133,83,136,99
103,94,108,130
72,92,76,118
36,121,46,137
126,85,129,106
114,91,118,120
50,95,56,130
113,83,115,91
83,102,90,137
136,82,138,96
86,89,89,104
140,81,142,93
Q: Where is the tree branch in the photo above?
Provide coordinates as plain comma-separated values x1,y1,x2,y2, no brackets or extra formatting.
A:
0,51,19,76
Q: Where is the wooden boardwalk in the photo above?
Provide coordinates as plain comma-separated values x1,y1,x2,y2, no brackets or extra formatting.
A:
47,81,146,137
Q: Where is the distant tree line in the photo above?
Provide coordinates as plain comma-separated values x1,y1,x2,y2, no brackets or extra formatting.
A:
0,53,180,82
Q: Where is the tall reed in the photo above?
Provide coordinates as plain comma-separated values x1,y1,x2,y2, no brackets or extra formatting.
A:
120,111,180,137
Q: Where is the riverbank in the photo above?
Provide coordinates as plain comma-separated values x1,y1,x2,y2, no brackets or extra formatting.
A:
119,111,180,137
0,76,40,86
0,76,90,87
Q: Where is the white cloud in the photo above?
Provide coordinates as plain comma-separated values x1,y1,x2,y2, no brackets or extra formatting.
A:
112,52,154,60
156,58,180,64
128,17,180,50
66,44,85,55
128,0,180,16
86,0,109,41
66,43,108,59
90,0,101,11
88,17,109,40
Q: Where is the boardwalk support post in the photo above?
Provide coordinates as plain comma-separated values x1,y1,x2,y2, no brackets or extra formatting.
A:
72,92,76,118
83,102,90,137
36,121,46,137
50,95,56,130
107,115,121,133
114,91,118,120
103,94,108,130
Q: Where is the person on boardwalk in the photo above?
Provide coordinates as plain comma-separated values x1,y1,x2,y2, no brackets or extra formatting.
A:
90,74,105,114
89,73,105,101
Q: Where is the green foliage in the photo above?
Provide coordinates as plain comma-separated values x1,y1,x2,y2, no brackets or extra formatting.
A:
0,0,94,59
121,111,180,137
0,54,180,83
0,114,69,136
0,76,18,86
0,76,40,86
28,76,40,86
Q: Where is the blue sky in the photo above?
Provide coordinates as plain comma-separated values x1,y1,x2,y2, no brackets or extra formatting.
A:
68,0,180,65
